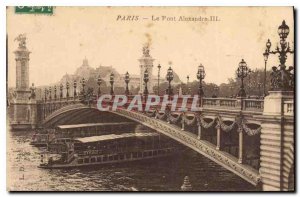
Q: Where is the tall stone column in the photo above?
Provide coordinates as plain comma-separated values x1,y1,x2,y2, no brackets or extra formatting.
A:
258,91,294,191
139,45,154,94
197,122,201,140
238,131,244,164
10,34,37,130
14,34,31,98
216,125,222,150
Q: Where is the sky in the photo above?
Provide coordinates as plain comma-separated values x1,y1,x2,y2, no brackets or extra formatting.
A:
7,6,294,87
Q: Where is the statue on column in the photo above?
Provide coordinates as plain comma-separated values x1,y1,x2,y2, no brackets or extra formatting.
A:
270,65,294,91
14,34,27,48
142,44,150,57
30,83,36,99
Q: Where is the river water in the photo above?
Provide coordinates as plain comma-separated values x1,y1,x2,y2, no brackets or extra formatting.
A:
7,130,258,191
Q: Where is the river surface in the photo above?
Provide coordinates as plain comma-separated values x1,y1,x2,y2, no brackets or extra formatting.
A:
7,130,258,191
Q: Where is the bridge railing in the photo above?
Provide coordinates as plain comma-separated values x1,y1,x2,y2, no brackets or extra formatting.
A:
202,97,264,112
243,99,264,112
102,95,265,112
41,95,266,117
202,98,237,109
39,97,81,104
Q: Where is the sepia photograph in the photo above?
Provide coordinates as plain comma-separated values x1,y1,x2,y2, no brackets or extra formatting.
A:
6,6,295,192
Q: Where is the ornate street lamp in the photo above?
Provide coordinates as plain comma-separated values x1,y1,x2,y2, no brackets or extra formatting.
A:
143,69,149,96
166,66,174,98
187,75,190,94
60,83,63,99
213,85,219,98
49,87,52,101
54,85,57,100
248,69,252,96
236,59,249,98
157,64,161,95
263,20,294,93
66,81,70,100
124,72,130,95
197,64,205,106
110,73,114,95
257,82,262,98
44,88,47,102
97,75,102,97
263,48,269,97
278,20,290,40
230,85,234,98
73,80,77,99
81,78,86,95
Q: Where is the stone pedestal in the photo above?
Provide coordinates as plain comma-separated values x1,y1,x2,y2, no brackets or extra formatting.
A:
258,91,294,191
10,98,38,130
263,91,293,116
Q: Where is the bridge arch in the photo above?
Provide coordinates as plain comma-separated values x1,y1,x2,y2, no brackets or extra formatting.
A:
42,104,133,128
42,103,261,186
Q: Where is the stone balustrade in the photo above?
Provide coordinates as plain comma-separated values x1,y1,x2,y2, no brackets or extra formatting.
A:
202,97,264,112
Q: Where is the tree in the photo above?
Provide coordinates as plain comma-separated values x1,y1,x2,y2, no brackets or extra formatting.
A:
171,68,272,98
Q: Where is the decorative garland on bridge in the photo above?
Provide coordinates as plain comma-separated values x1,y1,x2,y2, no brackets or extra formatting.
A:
242,123,262,136
183,114,197,126
198,115,216,129
168,112,182,124
216,116,236,132
155,110,167,120
121,108,262,136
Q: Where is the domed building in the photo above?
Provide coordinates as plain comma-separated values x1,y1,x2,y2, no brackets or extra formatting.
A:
74,57,95,79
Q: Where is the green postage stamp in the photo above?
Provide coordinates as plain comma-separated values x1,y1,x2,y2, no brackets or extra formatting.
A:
15,6,53,15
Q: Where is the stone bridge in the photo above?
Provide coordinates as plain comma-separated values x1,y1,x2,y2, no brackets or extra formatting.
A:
21,92,294,191
9,20,294,191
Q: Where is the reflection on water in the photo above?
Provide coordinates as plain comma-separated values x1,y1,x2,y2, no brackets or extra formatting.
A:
7,130,258,191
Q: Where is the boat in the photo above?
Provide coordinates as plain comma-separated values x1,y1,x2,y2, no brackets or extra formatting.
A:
30,122,137,146
54,122,137,138
39,132,177,169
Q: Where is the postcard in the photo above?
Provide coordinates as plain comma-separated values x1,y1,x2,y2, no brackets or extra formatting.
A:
6,6,295,191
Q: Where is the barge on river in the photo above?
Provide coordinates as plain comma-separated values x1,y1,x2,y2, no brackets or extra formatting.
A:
30,122,136,147
39,132,177,169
